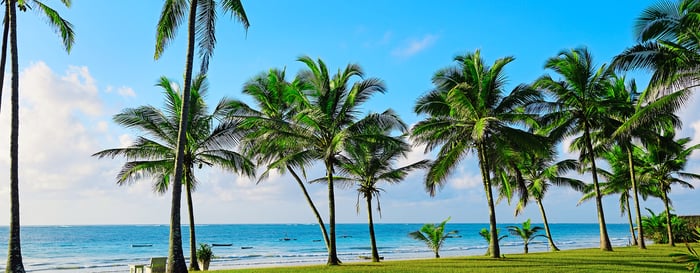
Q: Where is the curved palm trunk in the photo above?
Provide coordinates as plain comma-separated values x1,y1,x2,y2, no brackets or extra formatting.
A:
325,162,340,265
583,128,613,251
365,195,380,262
626,147,645,249
536,199,559,251
186,183,200,271
287,166,330,250
624,194,637,245
0,3,9,114
167,1,198,272
662,189,675,246
7,1,25,272
478,144,500,258
523,240,529,254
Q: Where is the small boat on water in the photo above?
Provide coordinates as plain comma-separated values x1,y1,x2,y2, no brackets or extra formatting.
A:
358,255,384,260
241,246,253,249
131,244,152,247
212,243,233,247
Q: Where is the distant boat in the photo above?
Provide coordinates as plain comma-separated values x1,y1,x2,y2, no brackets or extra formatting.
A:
341,235,352,238
241,246,253,249
212,243,232,247
358,255,384,260
131,244,152,247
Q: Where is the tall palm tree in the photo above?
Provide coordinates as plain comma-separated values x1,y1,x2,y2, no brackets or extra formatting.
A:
331,120,430,262
501,150,584,251
93,75,254,266
613,0,700,96
507,219,546,254
412,50,545,258
154,1,249,271
282,56,391,265
638,132,700,246
232,68,331,251
409,217,458,258
534,47,617,251
6,1,73,272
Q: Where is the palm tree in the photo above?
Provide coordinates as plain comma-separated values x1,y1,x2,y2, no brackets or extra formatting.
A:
502,151,584,251
233,68,331,252
6,1,74,272
638,131,700,246
613,0,700,96
409,217,458,258
412,50,545,258
282,56,391,265
330,120,430,262
154,1,249,271
478,228,507,256
534,47,616,251
93,75,254,267
507,219,546,254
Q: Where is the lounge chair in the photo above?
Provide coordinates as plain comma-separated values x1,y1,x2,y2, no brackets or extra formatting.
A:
130,257,166,273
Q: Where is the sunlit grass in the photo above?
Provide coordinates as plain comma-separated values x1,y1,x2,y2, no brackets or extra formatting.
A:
207,243,698,272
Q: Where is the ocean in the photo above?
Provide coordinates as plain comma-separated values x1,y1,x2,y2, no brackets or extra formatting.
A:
0,223,635,272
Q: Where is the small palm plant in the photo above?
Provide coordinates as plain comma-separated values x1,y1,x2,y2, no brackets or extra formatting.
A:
409,217,458,258
197,243,214,271
507,219,546,254
670,244,700,273
479,228,507,256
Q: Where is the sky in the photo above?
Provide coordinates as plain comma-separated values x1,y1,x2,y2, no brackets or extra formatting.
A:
0,0,698,226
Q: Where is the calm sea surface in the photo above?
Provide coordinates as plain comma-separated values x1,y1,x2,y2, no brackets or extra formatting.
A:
0,223,635,272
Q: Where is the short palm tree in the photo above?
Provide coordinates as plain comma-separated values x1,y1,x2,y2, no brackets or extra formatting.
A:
479,228,507,256
154,2,249,271
507,219,546,254
93,75,254,267
409,217,458,258
638,131,700,246
671,244,700,273
5,1,74,272
412,50,544,258
331,120,430,262
233,68,331,251
534,47,615,251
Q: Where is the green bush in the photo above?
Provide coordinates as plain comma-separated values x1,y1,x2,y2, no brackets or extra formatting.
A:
643,209,695,244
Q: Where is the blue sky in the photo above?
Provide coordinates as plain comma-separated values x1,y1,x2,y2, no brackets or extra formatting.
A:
0,0,698,225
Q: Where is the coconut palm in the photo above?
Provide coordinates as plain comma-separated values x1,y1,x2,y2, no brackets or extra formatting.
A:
329,120,430,262
232,68,331,251
478,228,507,256
502,150,584,251
671,244,700,273
93,75,254,269
412,50,545,258
507,219,546,254
280,56,391,265
154,1,249,271
5,1,74,272
409,217,458,258
638,132,700,246
534,47,617,251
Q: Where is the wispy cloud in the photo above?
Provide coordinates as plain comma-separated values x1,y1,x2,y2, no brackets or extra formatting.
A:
391,34,439,58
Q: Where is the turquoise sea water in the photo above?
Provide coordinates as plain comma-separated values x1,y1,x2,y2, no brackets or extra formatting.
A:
0,223,635,272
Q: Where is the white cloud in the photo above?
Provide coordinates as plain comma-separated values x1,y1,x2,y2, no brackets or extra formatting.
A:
117,87,136,97
391,34,439,58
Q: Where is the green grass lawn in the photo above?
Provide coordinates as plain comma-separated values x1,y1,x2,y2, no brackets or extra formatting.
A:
208,243,699,272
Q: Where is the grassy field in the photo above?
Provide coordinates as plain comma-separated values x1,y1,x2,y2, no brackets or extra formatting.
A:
208,243,699,272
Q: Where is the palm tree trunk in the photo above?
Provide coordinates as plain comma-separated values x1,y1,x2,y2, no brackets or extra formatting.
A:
366,195,380,262
584,128,613,251
0,3,9,114
325,161,340,265
662,189,675,246
536,199,559,251
7,1,25,272
186,183,200,271
626,146,645,249
624,194,637,245
287,166,330,250
167,1,198,272
478,144,500,258
524,242,528,254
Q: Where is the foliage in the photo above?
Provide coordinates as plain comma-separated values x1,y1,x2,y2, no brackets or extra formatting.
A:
478,228,506,256
408,217,458,258
643,208,695,244
197,243,214,261
670,244,700,273
507,219,546,254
